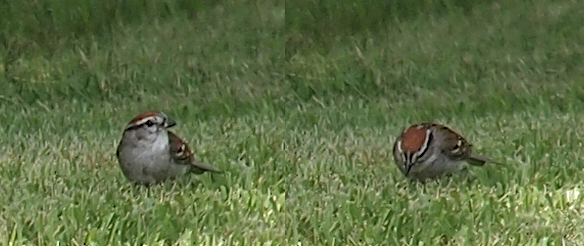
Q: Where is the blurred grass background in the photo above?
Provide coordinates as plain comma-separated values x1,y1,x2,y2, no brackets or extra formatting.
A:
286,0,584,245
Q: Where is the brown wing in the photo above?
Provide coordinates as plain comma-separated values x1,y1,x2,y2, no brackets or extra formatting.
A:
430,124,502,165
167,131,223,174
432,124,472,161
168,131,194,164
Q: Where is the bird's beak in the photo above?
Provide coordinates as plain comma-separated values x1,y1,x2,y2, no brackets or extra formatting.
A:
405,163,413,176
165,117,176,128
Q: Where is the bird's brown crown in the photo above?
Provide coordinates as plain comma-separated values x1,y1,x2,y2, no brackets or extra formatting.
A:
399,125,429,153
128,111,163,124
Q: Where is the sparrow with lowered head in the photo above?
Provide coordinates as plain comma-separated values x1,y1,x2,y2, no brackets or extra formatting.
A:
116,111,222,185
393,123,500,181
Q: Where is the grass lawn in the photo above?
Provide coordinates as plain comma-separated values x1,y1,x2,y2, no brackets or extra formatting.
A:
0,0,284,245
2,0,584,245
286,0,584,245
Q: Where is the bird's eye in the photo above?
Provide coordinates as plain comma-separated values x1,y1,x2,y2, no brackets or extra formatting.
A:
145,120,154,127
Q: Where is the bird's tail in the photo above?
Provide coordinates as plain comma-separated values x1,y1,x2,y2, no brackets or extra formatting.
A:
468,153,503,166
190,161,223,174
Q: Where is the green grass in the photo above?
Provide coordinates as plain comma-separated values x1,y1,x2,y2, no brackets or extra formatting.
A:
3,0,584,245
0,0,284,245
286,0,584,245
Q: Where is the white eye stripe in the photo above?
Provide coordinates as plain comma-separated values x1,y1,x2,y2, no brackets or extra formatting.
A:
127,116,162,130
396,140,403,153
412,129,432,161
397,129,432,166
